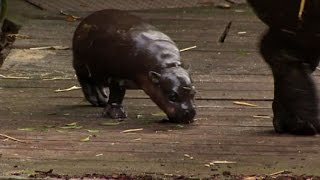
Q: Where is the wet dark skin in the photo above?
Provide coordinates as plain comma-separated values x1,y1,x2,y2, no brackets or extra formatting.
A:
72,9,196,123
247,0,320,135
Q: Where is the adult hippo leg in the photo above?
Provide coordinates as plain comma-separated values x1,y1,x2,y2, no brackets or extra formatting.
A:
74,63,108,107
260,29,320,135
103,78,127,119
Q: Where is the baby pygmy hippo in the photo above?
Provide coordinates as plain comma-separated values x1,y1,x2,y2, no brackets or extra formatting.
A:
72,9,196,123
247,0,320,135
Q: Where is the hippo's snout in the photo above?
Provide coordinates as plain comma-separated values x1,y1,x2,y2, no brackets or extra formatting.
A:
183,108,196,121
168,105,196,124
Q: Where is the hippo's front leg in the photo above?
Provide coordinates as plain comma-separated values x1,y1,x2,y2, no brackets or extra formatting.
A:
103,78,127,119
260,29,320,135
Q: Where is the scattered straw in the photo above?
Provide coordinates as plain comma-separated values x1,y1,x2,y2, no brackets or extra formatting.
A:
121,128,143,133
298,0,306,20
180,46,197,52
233,101,258,107
0,74,30,79
54,86,81,92
269,170,290,176
0,133,28,143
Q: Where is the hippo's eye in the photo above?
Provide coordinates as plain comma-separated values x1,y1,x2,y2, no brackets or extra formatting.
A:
168,92,179,102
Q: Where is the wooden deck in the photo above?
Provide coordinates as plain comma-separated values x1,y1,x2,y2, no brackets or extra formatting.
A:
1,0,320,178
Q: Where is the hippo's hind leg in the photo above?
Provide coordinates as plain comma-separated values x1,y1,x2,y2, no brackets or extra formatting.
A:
103,78,128,119
74,63,108,107
260,29,320,135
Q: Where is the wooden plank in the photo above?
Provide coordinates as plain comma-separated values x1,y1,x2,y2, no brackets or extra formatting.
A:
2,1,320,178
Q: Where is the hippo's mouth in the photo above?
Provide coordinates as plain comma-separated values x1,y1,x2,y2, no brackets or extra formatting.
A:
167,110,196,124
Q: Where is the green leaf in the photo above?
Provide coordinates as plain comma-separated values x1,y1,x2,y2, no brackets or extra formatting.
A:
87,129,99,133
65,122,78,126
151,112,166,117
60,125,82,129
80,136,91,142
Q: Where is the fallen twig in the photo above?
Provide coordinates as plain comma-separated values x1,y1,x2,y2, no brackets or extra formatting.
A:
0,133,28,143
253,115,271,119
269,170,291,176
121,128,143,133
233,101,258,107
30,46,70,50
54,86,81,92
0,74,30,79
8,34,31,39
180,46,197,52
42,77,73,81
219,21,232,43
211,160,237,164
298,0,306,20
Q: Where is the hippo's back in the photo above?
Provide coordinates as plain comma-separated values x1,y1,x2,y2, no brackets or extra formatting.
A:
72,10,152,77
72,9,179,79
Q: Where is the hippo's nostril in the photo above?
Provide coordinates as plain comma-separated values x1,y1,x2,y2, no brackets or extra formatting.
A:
184,109,196,118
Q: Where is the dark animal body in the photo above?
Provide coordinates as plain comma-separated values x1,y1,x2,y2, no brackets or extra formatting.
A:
247,0,320,135
72,9,196,123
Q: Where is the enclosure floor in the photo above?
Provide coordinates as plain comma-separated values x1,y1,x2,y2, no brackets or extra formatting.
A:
1,0,320,178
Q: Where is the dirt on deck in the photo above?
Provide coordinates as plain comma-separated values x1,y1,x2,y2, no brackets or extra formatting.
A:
1,0,320,179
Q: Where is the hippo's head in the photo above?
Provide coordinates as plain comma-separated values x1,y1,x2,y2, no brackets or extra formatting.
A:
145,67,196,123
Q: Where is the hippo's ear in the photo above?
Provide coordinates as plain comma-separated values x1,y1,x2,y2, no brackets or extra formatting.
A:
148,71,161,84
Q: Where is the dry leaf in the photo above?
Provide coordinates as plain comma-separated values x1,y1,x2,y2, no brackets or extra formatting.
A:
60,10,81,22
65,15,77,22
184,154,194,159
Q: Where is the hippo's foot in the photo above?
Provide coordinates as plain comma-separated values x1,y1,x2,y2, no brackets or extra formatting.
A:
74,64,109,107
85,86,108,107
103,103,127,119
272,101,319,135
